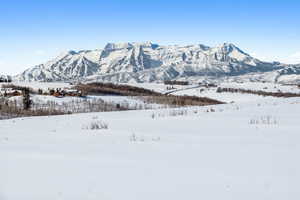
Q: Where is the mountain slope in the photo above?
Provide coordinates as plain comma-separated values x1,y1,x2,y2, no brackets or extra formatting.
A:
16,42,300,83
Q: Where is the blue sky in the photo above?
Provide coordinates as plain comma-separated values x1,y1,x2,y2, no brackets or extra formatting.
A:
1,0,300,75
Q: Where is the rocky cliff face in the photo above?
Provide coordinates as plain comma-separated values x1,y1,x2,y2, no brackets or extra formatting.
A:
16,42,300,83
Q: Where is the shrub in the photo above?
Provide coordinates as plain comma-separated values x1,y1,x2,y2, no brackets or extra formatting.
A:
164,80,189,85
83,120,108,130
75,82,161,96
249,115,278,125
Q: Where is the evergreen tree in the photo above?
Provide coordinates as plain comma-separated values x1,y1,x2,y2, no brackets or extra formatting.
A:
22,88,32,110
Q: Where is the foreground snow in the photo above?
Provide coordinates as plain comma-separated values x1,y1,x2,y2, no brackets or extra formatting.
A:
1,97,300,199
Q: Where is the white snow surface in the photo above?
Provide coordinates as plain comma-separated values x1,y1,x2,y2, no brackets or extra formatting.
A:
1,94,300,199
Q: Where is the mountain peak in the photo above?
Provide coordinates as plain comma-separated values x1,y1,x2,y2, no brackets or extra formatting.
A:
104,41,159,51
215,42,250,58
217,42,238,51
56,50,78,59
131,41,159,49
104,42,133,50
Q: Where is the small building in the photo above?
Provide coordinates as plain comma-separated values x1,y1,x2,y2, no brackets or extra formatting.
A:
0,88,22,97
0,75,12,83
62,89,82,96
198,82,217,88
46,88,83,97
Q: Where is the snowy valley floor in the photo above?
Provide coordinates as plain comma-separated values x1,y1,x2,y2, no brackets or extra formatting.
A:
0,95,300,200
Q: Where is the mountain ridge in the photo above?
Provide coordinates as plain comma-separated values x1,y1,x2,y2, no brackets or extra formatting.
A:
16,42,300,84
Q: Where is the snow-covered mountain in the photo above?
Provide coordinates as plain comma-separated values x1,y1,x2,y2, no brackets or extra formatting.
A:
16,42,300,83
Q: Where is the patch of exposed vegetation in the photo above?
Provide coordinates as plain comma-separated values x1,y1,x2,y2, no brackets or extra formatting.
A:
164,80,189,85
216,87,300,98
77,82,225,107
76,83,162,96
141,95,224,107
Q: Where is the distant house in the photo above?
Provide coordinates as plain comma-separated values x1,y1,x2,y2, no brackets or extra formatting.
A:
164,80,189,85
0,88,22,97
0,75,12,83
47,88,83,97
198,82,217,88
62,89,82,96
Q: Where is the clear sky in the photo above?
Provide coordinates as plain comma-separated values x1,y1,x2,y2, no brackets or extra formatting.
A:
1,0,300,75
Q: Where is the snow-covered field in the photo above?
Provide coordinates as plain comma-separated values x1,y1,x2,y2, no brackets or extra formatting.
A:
128,82,300,103
219,82,300,93
1,82,300,199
